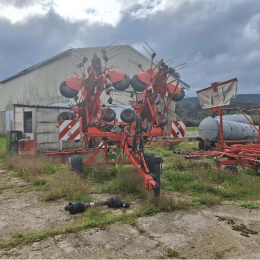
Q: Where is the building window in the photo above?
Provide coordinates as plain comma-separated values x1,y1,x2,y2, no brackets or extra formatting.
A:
24,111,32,133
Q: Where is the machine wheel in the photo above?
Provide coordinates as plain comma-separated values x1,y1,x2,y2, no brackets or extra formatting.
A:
120,109,136,123
88,139,96,148
69,155,83,173
224,165,238,174
157,114,168,127
144,153,161,197
144,153,156,173
57,111,74,121
60,81,79,98
112,75,131,91
102,108,116,122
198,140,205,150
169,89,185,102
130,75,147,92
255,164,260,176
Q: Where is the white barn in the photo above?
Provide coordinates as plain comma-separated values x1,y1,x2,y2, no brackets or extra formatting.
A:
0,45,156,133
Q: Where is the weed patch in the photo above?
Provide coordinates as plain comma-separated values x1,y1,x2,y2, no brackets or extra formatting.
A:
83,165,117,183
190,194,221,208
100,167,148,200
4,155,59,175
42,171,91,202
240,201,259,209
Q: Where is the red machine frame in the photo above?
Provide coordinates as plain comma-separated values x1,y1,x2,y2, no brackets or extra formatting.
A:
46,46,187,196
189,106,260,172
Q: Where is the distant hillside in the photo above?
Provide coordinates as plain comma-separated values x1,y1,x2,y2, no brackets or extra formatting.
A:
180,94,260,104
176,94,260,127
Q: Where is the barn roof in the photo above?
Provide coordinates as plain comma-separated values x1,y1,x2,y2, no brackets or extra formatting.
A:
0,45,149,84
0,45,190,89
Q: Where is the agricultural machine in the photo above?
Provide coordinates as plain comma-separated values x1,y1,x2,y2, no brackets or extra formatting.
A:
186,78,260,174
46,44,188,196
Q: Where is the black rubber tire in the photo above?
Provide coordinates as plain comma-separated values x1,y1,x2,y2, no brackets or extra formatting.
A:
144,153,156,174
130,75,147,92
112,75,131,91
157,114,168,127
169,89,185,102
120,109,136,123
102,108,116,122
144,153,161,197
57,111,74,121
60,81,79,98
69,155,83,173
88,139,96,148
224,165,238,174
198,140,205,150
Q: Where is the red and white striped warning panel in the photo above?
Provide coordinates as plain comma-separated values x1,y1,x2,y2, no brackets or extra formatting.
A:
59,120,81,141
171,121,186,138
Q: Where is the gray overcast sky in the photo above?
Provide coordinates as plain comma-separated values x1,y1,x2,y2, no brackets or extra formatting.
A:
0,0,259,96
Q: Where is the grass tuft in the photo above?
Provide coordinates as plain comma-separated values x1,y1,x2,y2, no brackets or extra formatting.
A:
240,201,259,209
100,167,149,199
42,170,91,202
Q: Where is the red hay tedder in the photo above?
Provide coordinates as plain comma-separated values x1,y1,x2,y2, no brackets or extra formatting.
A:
46,44,188,196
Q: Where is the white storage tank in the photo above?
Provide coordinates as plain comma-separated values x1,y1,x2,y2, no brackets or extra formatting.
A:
199,114,258,142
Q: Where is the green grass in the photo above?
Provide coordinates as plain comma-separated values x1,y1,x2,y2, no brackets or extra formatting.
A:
0,136,6,161
167,249,177,257
186,126,198,132
0,136,6,151
172,139,198,151
240,201,259,209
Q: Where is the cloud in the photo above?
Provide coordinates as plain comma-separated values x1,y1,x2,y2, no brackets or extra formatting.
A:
0,0,259,97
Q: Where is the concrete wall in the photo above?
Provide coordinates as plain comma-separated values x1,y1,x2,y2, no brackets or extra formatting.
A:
0,111,6,134
14,106,70,151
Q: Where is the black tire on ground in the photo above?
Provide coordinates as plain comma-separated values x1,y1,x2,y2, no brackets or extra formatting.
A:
69,155,83,173
144,153,156,173
57,111,74,121
157,114,168,127
102,108,116,122
144,153,162,197
169,89,185,102
60,81,79,98
120,109,136,123
130,75,147,92
224,165,238,174
112,75,131,91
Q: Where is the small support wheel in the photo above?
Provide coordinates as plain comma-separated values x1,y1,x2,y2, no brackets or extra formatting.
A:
120,109,136,123
57,111,74,121
144,153,162,197
69,155,83,173
102,108,116,122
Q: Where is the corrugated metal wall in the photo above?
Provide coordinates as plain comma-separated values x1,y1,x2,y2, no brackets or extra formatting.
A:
0,45,151,111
